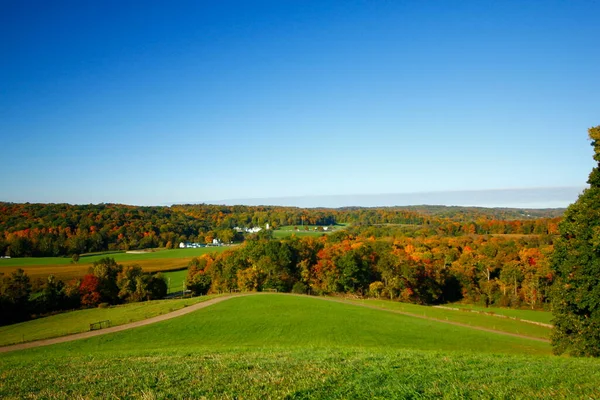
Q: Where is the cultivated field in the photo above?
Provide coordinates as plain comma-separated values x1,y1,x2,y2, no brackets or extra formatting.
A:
0,247,228,281
2,294,599,398
272,224,346,239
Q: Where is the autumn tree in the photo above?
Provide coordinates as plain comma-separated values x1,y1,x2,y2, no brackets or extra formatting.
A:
551,125,600,357
35,275,65,313
79,274,102,307
89,257,122,304
186,257,213,295
117,265,147,302
0,269,32,324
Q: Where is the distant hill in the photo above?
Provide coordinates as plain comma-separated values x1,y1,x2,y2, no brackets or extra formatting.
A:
0,202,564,257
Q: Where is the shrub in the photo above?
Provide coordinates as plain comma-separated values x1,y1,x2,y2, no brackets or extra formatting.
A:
292,282,308,294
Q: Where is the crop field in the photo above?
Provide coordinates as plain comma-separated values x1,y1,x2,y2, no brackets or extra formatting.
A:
0,247,228,281
2,294,599,398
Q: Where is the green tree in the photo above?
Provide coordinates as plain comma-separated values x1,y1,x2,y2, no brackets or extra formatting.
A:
0,269,32,324
186,257,213,295
36,275,65,313
551,125,600,357
90,257,122,304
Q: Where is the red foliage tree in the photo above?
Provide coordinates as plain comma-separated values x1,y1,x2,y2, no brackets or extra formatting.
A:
79,274,101,307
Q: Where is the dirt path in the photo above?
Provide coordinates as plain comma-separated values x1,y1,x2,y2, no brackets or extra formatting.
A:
0,294,246,354
0,293,548,354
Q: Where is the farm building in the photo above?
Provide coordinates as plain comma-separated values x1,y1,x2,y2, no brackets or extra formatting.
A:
179,242,206,249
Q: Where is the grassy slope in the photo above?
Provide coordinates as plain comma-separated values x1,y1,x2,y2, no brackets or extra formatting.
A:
163,268,188,294
344,298,551,339
1,295,599,399
0,295,221,346
446,303,553,324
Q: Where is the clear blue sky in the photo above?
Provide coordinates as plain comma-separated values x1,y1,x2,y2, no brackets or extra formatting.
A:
1,0,598,207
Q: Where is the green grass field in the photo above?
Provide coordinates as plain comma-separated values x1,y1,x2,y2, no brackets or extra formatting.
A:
445,303,553,324
272,224,347,239
344,298,551,339
0,295,222,346
163,268,188,294
0,247,230,281
1,295,599,398
0,247,229,268
160,259,222,296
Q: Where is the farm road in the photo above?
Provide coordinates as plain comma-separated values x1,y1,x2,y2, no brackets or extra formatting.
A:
0,293,548,354
0,294,249,354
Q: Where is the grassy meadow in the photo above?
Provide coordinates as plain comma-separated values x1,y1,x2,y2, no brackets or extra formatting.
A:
162,268,188,294
344,298,552,340
445,303,553,324
271,224,346,239
0,247,228,281
0,294,222,346
2,294,599,398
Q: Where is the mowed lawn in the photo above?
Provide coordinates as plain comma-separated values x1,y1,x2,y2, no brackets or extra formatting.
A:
1,294,599,399
0,247,229,280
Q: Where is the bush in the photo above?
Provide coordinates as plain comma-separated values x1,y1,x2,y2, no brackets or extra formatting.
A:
292,282,308,294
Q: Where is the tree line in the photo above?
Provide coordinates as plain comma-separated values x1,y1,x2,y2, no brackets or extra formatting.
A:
0,257,166,326
186,232,554,309
0,202,562,258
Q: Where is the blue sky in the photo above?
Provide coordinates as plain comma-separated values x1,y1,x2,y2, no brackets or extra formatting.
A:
1,0,598,207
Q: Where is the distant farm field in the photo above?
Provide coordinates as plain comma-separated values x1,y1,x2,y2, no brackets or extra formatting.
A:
2,294,599,399
162,268,188,294
272,224,346,239
0,247,229,281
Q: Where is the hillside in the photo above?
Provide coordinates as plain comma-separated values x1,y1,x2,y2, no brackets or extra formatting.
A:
0,202,563,258
1,294,599,398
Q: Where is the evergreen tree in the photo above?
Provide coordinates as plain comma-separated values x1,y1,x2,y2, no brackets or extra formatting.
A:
551,125,600,357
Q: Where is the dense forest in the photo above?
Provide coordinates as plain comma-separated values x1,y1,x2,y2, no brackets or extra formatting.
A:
186,228,555,309
0,203,564,326
0,202,563,257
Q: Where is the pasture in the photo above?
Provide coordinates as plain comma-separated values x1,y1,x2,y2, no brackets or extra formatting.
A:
0,294,222,346
272,224,346,239
2,294,599,398
344,298,551,339
162,268,188,294
0,247,228,281
444,303,553,324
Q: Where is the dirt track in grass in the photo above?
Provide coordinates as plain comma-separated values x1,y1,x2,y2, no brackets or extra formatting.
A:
0,293,549,354
0,294,249,354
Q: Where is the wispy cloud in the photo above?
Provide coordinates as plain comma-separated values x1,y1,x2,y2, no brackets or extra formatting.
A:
198,187,585,209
